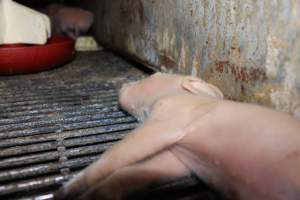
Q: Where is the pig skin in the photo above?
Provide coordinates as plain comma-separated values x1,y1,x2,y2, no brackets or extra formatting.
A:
43,4,94,39
55,73,300,200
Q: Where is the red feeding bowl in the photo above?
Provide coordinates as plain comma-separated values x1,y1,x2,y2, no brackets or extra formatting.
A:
0,36,75,75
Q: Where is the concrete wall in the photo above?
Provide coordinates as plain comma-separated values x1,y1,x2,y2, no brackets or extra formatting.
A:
85,0,300,118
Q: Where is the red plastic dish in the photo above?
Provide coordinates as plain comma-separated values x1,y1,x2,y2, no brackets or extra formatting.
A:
0,36,75,75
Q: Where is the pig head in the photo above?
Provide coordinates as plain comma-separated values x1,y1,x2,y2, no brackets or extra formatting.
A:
44,4,94,39
119,72,223,121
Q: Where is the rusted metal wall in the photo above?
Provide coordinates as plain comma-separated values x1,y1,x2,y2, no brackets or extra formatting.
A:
85,0,300,118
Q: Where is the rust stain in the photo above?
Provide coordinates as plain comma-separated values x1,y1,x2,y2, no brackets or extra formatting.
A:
240,84,245,96
120,0,144,25
160,54,177,69
225,96,243,102
215,61,267,84
207,62,273,105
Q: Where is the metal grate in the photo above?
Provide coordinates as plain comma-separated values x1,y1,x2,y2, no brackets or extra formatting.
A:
0,82,139,199
0,51,146,199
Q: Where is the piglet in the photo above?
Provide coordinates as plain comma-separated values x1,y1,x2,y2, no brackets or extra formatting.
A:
43,4,94,39
55,73,300,200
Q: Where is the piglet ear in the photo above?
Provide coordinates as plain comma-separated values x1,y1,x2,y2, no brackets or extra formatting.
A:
181,77,224,99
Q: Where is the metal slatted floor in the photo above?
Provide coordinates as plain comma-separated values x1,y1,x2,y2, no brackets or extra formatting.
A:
0,52,143,199
0,51,224,200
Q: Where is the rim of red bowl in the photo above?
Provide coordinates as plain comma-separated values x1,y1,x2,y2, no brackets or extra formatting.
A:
0,35,74,50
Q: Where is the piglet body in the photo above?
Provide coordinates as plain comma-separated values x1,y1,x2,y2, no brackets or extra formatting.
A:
55,73,300,200
43,4,94,39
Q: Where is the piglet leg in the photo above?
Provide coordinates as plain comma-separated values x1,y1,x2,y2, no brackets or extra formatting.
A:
54,118,190,200
76,150,189,200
